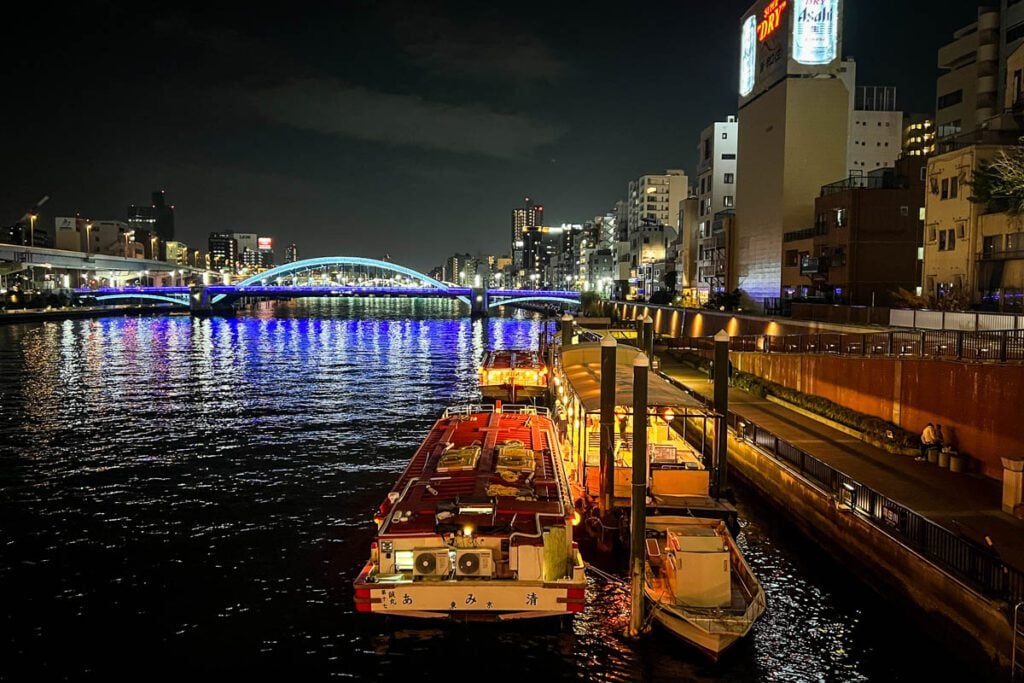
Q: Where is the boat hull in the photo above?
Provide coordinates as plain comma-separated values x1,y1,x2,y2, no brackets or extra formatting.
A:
647,597,741,660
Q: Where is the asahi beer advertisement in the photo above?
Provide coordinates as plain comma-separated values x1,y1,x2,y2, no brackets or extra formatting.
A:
739,0,843,105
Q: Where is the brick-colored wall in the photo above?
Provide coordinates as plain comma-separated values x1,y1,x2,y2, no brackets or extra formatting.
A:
732,351,1024,480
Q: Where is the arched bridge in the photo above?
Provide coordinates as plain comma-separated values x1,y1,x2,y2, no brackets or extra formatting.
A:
75,256,580,317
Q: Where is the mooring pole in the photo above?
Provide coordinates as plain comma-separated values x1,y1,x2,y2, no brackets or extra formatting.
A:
642,315,654,360
561,313,574,347
629,353,649,637
599,335,617,514
713,329,730,499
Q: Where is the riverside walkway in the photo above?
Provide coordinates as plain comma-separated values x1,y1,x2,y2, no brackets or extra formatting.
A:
655,345,1024,577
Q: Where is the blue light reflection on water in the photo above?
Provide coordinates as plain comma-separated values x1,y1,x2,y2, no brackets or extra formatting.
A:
0,299,974,681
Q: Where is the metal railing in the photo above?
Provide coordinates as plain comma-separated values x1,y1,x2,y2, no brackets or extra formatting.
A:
666,329,1024,363
659,371,1024,606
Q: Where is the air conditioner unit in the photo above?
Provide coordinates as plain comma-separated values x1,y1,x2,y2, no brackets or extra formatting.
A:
455,549,494,577
412,548,451,577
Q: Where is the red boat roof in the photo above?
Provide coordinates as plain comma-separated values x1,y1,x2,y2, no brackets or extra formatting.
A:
482,350,545,371
379,407,568,537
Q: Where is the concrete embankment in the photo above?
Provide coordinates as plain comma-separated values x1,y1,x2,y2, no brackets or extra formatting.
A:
0,306,185,325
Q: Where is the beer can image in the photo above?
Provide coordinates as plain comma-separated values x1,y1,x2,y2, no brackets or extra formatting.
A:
793,0,838,66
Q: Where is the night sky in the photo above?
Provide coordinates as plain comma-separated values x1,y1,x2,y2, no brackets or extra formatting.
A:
1,0,979,272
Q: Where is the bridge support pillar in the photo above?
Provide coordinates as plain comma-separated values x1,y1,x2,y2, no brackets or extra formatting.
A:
471,287,489,318
189,285,213,317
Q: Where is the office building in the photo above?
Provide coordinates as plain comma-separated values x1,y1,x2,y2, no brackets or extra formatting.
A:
903,115,937,157
127,190,175,241
734,0,850,308
511,197,544,276
208,233,238,272
285,243,298,264
696,118,738,293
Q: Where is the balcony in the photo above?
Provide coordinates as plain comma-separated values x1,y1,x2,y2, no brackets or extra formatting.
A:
979,249,1024,261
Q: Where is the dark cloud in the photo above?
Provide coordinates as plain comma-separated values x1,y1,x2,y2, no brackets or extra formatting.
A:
249,79,565,159
394,10,569,84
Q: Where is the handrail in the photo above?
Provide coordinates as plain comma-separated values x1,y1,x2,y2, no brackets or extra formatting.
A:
443,404,550,418
732,409,1024,604
667,329,1024,363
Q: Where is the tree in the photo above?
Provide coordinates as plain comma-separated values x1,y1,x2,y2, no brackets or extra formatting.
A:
967,142,1024,215
662,270,678,293
578,291,605,317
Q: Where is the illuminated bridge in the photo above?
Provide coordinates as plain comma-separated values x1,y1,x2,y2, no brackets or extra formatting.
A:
74,256,581,317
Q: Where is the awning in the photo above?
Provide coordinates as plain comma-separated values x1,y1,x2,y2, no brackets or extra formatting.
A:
559,342,706,413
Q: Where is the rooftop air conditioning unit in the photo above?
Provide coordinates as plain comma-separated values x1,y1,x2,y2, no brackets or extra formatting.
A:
413,548,451,577
455,549,494,577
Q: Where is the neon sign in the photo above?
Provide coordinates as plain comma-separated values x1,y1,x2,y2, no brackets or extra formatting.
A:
758,0,788,42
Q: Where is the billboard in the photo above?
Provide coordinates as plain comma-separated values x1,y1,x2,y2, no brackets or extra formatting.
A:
738,0,843,106
55,216,80,231
258,237,273,250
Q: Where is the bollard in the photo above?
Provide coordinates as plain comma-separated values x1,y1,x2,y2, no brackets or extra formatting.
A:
713,329,730,499
599,335,618,514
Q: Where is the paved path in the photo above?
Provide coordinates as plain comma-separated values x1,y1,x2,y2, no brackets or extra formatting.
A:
655,346,1024,574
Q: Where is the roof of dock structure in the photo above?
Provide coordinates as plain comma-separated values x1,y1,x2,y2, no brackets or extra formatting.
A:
559,342,707,414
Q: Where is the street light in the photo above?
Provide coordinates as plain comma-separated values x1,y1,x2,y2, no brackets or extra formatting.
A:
85,223,93,256
28,214,36,248
124,230,135,257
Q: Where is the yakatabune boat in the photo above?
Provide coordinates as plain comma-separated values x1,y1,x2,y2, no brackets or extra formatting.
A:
478,350,548,403
354,404,586,620
644,515,765,659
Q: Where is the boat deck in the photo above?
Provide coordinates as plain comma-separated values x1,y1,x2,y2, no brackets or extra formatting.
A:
382,408,567,537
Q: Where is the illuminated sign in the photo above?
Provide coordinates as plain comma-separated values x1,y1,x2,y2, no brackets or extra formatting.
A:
757,0,787,42
739,15,757,96
792,0,838,65
258,237,273,249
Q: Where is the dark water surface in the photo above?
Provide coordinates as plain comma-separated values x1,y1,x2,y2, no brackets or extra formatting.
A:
0,300,973,681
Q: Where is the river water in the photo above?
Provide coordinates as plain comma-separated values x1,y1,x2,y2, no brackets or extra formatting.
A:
0,300,973,681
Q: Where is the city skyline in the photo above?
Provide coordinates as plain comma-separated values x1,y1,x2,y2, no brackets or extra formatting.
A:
1,0,978,272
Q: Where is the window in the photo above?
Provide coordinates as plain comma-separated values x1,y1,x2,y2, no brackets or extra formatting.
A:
835,208,847,227
721,153,736,160
900,206,909,216
983,235,1001,258
941,178,949,199
928,226,937,242
785,249,799,267
957,222,965,239
950,176,959,199
937,90,964,110
722,132,728,139
939,230,947,251
948,229,956,250
920,167,927,181
1008,20,1024,44
724,173,735,184
723,195,734,208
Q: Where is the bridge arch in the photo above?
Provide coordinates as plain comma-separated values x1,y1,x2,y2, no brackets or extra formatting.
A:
96,293,188,307
216,256,469,305
488,296,581,309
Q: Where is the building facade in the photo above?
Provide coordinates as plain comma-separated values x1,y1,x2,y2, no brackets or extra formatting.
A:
511,197,543,279
781,156,926,306
127,191,175,242
734,0,850,309
696,118,738,293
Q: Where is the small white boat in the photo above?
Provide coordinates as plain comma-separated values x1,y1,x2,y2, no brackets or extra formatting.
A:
643,515,765,659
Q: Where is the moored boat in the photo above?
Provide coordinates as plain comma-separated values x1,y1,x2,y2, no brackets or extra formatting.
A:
643,515,765,659
354,404,586,620
479,349,548,403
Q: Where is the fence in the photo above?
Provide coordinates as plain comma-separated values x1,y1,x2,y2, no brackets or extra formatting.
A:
659,372,1024,606
666,329,1024,363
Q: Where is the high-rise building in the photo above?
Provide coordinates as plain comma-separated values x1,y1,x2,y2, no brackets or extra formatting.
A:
511,197,543,276
696,118,739,292
285,243,299,263
257,237,274,269
935,6,1009,142
734,0,850,308
208,233,238,272
903,114,936,157
127,190,175,241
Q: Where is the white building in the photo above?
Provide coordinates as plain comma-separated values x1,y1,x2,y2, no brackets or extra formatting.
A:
696,118,738,291
626,170,688,300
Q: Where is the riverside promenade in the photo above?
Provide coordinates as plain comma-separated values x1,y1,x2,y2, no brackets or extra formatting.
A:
655,346,1024,574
